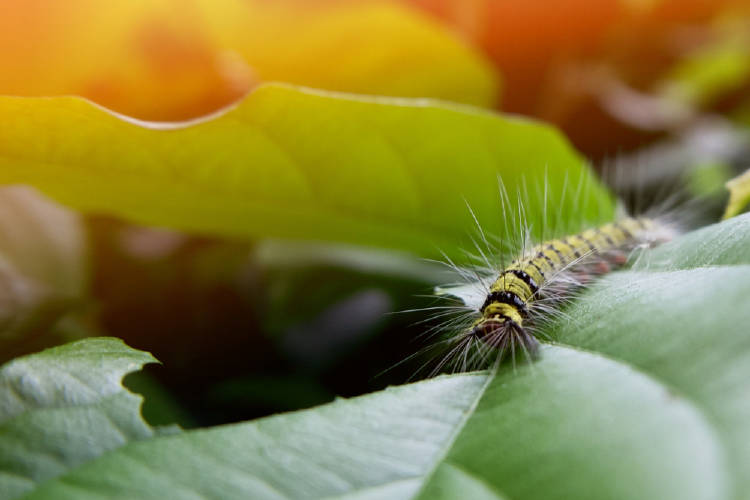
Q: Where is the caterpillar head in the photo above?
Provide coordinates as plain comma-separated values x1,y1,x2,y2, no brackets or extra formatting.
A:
468,315,539,357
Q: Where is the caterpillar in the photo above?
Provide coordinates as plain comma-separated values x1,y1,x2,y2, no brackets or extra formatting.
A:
419,209,678,376
467,217,670,358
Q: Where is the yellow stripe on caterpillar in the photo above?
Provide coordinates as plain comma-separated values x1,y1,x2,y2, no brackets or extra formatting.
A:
469,216,666,352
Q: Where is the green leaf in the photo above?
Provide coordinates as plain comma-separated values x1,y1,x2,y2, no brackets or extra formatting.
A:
636,211,750,269
0,337,161,499
22,346,723,500
723,168,750,220
549,213,750,497
0,84,613,262
17,215,750,499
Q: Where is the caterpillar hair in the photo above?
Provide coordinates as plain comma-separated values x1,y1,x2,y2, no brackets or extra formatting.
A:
409,169,684,377
457,217,672,362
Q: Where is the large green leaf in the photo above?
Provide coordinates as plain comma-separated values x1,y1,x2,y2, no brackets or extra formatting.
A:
18,350,723,500
550,213,750,497
0,338,160,500
8,214,749,499
0,84,613,261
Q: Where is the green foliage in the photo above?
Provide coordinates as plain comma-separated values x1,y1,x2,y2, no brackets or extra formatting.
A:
0,338,161,499
724,168,750,219
4,215,749,499
0,85,613,262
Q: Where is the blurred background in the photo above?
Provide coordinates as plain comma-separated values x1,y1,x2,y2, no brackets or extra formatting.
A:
1,0,749,428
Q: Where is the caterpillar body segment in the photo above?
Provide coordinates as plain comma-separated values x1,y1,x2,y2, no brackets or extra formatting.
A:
467,216,670,359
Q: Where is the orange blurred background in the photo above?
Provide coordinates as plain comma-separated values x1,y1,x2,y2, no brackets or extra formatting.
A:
2,0,749,161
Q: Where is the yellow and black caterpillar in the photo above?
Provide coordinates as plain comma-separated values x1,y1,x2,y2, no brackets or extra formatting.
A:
436,216,674,370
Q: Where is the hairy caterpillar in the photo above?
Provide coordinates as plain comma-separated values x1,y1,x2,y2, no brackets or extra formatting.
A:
412,174,681,376
463,217,672,360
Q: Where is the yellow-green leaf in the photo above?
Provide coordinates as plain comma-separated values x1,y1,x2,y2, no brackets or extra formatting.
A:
0,84,613,261
723,168,750,219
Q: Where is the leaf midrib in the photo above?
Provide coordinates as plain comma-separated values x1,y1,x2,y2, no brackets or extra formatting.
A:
410,370,494,499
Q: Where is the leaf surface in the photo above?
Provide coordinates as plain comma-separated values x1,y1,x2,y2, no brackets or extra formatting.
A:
723,168,750,220
7,216,750,499
22,344,724,500
551,213,750,498
0,338,159,500
0,84,613,261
